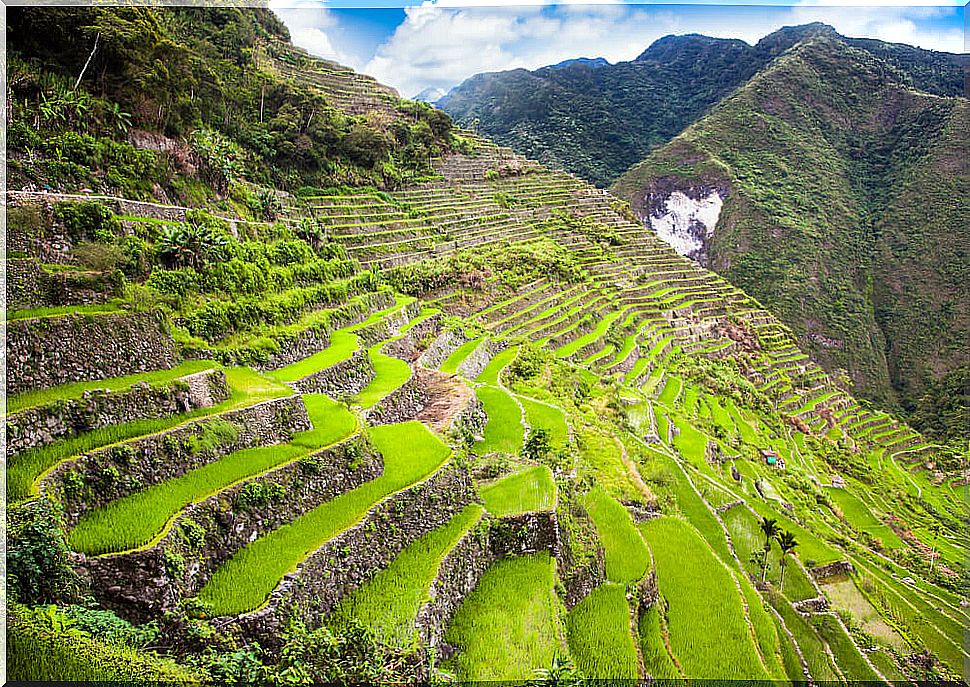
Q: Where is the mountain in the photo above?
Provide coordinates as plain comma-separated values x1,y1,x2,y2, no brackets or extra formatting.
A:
414,86,448,103
5,6,967,686
613,33,970,430
549,56,610,70
438,23,967,187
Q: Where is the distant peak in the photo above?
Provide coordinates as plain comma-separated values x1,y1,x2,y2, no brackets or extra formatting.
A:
548,56,610,70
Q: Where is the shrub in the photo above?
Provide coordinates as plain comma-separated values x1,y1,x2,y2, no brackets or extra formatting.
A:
53,201,121,243
7,499,82,605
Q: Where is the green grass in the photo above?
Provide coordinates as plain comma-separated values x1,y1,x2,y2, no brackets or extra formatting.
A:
267,331,360,383
826,487,904,549
440,338,482,374
7,606,199,682
6,302,125,321
583,487,649,584
808,614,882,681
768,593,841,682
350,343,412,409
475,347,517,386
444,553,567,681
198,421,451,615
555,310,624,358
474,385,523,455
671,415,709,467
578,430,639,502
566,583,639,678
67,396,356,555
638,602,682,679
639,517,772,679
7,367,292,503
721,504,817,602
330,504,484,647
517,396,569,447
481,466,556,517
657,375,682,406
7,359,221,414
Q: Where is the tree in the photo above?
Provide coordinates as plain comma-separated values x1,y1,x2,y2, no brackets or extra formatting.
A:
776,530,799,593
156,221,228,270
759,517,779,583
522,427,552,462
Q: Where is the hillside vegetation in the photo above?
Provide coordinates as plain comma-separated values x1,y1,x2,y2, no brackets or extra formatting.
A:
439,23,967,187
613,34,970,435
5,7,967,686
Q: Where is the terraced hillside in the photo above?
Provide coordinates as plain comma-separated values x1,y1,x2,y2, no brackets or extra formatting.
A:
6,8,966,684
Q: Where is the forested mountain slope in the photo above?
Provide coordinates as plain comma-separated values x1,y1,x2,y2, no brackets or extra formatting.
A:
438,23,967,188
613,34,970,434
5,7,967,686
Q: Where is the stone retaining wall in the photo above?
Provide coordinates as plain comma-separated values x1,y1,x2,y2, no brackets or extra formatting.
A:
810,560,854,580
792,595,830,615
456,340,504,381
364,373,427,426
293,347,374,397
76,435,380,623
257,291,396,371
43,396,310,525
385,314,443,362
490,511,560,558
416,328,465,369
414,516,491,652
7,369,230,455
7,259,116,310
7,310,181,394
235,463,477,647
355,300,422,346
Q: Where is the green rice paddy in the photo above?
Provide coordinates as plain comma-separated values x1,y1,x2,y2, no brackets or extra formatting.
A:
67,396,357,555
639,517,772,679
480,465,556,516
475,347,517,386
474,385,523,455
331,504,484,647
444,553,567,681
198,421,451,615
517,396,569,447
565,583,639,678
267,331,360,382
350,343,412,409
440,338,482,374
583,487,649,584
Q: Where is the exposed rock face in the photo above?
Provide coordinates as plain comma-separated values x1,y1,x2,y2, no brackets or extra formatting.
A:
7,310,181,394
76,435,382,623
647,189,724,264
42,395,311,525
7,369,230,455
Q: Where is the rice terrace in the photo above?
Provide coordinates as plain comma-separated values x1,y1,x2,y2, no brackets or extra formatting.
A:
4,4,968,684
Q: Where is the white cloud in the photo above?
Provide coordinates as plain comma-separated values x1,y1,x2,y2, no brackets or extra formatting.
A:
268,0,359,67
272,1,965,98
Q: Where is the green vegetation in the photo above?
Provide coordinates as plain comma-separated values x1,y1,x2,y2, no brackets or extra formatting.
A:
267,331,360,383
67,395,356,554
475,347,517,386
444,553,566,681
640,517,772,678
350,343,412,409
583,487,649,584
7,367,292,503
518,396,569,448
198,421,450,615
481,466,556,517
7,359,220,414
331,504,484,647
566,583,639,678
474,386,523,455
440,338,482,374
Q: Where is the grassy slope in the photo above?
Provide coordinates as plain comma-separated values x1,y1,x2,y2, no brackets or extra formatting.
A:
198,421,451,615
444,553,567,681
481,465,556,517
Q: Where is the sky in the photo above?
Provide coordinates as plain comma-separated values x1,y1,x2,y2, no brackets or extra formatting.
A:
267,1,967,97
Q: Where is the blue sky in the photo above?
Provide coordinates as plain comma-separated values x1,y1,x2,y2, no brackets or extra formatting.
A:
268,1,966,96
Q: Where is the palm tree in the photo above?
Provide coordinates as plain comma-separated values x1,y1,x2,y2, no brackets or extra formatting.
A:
759,517,779,583
777,530,799,593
